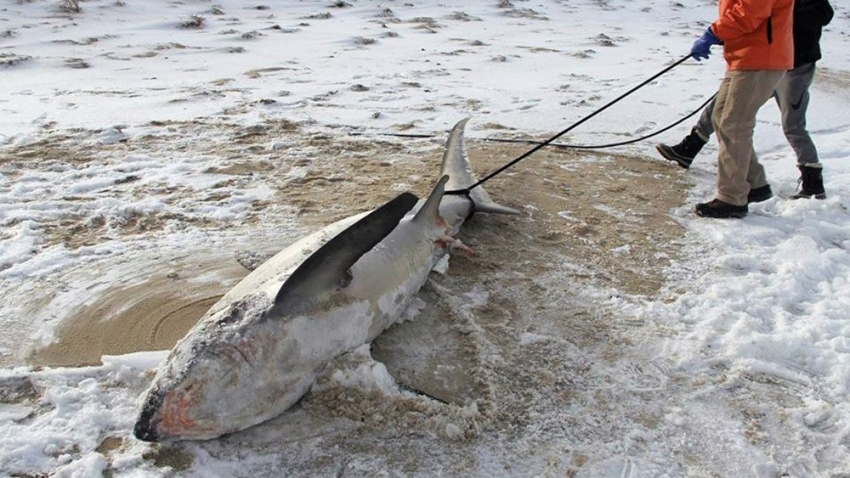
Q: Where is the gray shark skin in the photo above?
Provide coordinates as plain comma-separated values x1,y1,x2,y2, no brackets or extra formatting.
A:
133,118,519,442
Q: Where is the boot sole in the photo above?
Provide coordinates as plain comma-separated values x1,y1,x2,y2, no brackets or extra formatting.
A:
695,209,748,219
790,192,827,200
655,144,693,169
695,201,748,219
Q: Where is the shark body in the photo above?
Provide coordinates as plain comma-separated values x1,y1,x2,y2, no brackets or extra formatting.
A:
133,119,518,441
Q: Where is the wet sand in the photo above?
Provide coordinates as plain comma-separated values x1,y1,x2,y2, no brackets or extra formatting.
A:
28,255,248,367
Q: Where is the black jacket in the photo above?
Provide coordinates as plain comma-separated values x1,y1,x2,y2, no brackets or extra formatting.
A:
794,0,834,67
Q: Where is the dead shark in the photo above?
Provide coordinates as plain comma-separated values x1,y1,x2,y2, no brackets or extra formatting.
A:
133,118,518,442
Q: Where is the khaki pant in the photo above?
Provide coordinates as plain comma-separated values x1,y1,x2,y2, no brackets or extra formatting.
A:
711,70,786,206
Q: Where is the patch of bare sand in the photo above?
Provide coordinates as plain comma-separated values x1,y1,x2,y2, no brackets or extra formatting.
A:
27,255,246,368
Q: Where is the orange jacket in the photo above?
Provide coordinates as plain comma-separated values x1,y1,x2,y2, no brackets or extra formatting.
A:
711,0,794,71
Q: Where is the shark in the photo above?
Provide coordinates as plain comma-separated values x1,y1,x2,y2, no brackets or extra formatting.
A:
133,118,519,442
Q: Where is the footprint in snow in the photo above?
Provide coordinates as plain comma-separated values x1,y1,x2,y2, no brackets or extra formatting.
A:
517,99,542,111
633,122,658,135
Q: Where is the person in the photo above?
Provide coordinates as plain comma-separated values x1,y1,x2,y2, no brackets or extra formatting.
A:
657,0,834,204
667,0,793,218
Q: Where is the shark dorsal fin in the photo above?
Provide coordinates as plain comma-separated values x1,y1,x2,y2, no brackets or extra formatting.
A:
413,175,449,224
271,192,419,317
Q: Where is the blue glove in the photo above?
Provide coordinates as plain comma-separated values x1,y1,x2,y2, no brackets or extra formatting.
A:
691,27,722,61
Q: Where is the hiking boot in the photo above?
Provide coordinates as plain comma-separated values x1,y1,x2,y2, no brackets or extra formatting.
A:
747,184,773,204
790,163,826,200
655,127,707,169
695,199,748,219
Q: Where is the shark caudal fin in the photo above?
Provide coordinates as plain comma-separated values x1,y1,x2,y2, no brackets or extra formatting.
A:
440,118,520,216
272,192,419,317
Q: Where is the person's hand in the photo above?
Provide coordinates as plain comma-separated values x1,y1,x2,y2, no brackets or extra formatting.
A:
691,27,722,61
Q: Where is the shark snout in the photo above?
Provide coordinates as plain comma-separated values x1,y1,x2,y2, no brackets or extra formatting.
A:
133,415,160,442
133,390,166,442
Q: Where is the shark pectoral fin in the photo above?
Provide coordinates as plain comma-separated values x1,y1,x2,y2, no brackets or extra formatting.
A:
271,192,419,317
444,236,477,256
413,175,449,226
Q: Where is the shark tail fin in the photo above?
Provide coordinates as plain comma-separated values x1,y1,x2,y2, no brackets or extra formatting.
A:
441,118,521,216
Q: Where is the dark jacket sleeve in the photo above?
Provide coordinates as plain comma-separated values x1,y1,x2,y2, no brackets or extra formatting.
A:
796,0,834,27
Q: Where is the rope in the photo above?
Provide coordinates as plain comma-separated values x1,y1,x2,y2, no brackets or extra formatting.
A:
482,93,716,151
356,92,715,151
443,54,694,195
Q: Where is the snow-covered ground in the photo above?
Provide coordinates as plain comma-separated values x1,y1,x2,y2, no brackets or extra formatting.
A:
1,1,849,476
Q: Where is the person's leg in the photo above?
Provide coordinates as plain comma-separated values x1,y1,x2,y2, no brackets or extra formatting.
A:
775,62,819,165
744,145,768,190
712,70,785,206
775,63,827,199
693,75,748,217
693,96,716,140
710,73,731,144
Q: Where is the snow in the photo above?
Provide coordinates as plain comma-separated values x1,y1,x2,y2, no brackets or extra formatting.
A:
0,357,156,477
311,344,401,396
1,0,849,477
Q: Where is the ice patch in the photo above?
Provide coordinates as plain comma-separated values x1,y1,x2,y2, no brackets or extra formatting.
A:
399,296,427,323
101,351,168,371
311,345,400,396
519,332,552,345
0,404,32,423
432,253,450,274
610,244,631,255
